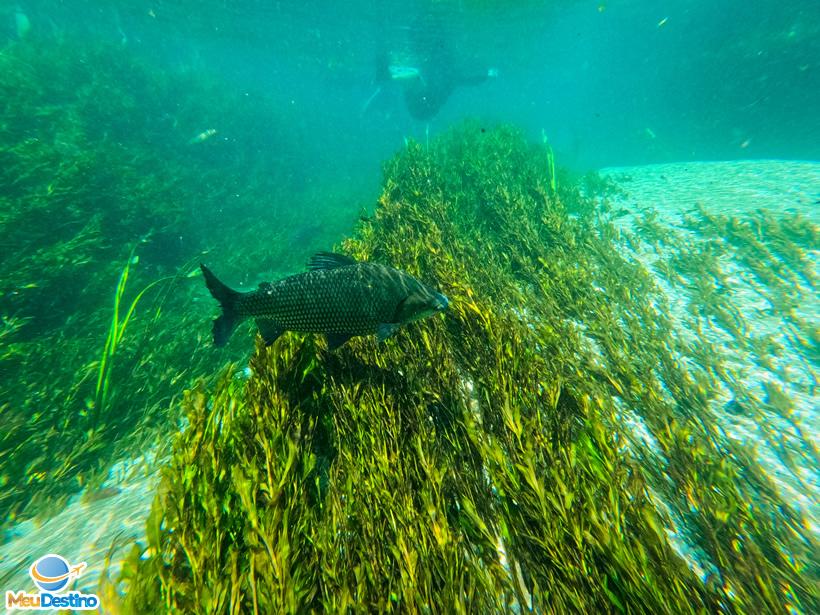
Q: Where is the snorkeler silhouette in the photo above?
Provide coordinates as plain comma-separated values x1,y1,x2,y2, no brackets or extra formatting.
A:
368,7,497,121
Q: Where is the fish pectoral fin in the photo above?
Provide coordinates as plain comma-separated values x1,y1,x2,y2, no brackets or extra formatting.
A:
325,332,354,351
307,252,358,271
255,320,284,346
377,323,400,342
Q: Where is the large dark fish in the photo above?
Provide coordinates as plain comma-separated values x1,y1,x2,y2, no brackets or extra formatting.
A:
200,252,449,349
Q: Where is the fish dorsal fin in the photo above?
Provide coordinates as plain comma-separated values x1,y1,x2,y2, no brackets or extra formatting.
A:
307,252,358,271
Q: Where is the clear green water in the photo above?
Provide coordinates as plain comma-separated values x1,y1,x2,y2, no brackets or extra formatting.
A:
0,2,817,612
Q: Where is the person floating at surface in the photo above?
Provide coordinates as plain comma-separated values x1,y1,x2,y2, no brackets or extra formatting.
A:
368,8,497,121
400,51,497,121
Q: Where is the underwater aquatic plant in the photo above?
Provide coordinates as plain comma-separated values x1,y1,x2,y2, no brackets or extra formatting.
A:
0,38,320,528
93,244,174,422
542,129,558,195
111,123,816,613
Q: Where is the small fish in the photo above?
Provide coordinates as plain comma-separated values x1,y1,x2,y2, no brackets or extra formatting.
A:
201,252,449,350
657,17,668,28
188,128,217,144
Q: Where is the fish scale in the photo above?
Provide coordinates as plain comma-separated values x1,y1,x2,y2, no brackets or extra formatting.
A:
201,252,449,349
243,266,399,334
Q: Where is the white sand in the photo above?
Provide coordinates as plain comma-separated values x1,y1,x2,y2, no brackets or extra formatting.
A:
595,159,819,577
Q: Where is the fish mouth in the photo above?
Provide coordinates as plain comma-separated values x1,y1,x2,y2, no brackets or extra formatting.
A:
435,293,449,311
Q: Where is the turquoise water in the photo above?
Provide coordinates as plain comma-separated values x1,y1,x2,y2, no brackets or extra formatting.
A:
0,1,817,612
6,1,819,172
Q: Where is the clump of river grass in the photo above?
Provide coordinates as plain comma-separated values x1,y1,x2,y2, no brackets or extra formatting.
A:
115,123,815,612
0,38,350,532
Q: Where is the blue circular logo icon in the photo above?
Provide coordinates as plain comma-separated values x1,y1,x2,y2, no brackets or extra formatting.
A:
30,554,70,592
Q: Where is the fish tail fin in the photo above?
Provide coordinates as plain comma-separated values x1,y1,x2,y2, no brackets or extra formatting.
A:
200,264,243,346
